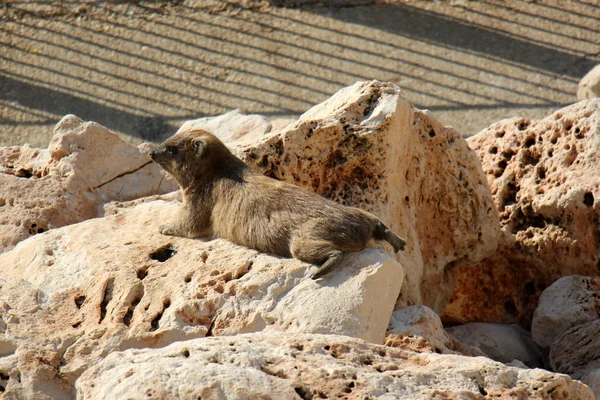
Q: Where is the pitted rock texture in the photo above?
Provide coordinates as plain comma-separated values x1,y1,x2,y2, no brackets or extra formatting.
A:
385,305,484,357
76,332,594,400
221,80,498,313
550,319,600,380
443,100,600,327
531,275,600,349
0,115,176,252
0,199,403,398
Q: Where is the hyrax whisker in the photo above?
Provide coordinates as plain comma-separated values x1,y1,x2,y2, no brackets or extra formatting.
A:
150,129,406,278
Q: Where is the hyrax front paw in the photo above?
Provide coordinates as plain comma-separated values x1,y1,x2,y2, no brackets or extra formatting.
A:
159,224,179,236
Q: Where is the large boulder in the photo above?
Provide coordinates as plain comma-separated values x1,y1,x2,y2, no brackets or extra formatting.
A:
76,332,594,400
446,323,543,368
385,305,484,357
551,319,600,380
531,275,600,349
213,80,498,313
0,115,176,252
0,198,403,398
443,100,600,327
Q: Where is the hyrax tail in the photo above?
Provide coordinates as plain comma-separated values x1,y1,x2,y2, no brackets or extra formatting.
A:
373,220,406,253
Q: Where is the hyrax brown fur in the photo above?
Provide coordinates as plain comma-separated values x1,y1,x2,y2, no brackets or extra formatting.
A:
150,129,405,279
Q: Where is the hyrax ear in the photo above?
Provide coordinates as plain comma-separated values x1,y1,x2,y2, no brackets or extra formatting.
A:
192,138,205,157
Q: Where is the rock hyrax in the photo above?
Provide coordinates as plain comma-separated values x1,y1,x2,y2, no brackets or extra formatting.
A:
150,129,405,279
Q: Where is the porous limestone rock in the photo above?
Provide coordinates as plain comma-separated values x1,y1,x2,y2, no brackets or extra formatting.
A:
550,319,600,382
446,323,543,368
444,100,600,327
76,332,594,400
577,65,600,101
0,115,176,252
531,275,600,349
0,199,403,398
216,80,499,313
385,305,483,357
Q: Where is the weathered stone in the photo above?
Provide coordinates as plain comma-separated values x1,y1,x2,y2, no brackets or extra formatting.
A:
444,100,600,327
0,198,403,398
225,80,498,313
446,323,543,368
386,305,483,357
176,109,272,147
0,115,176,252
551,319,600,379
531,275,600,349
577,65,600,101
76,332,594,400
580,369,600,400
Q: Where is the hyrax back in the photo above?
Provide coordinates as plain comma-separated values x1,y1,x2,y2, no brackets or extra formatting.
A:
150,129,405,279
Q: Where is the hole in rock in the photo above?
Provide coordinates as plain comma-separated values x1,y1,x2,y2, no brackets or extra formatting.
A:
489,146,498,154
74,295,86,308
150,311,163,332
123,308,134,327
150,244,176,262
525,282,536,296
524,138,535,148
182,349,190,358
99,278,115,324
584,192,594,207
294,386,313,400
428,128,436,138
504,299,517,316
517,120,530,131
137,268,149,280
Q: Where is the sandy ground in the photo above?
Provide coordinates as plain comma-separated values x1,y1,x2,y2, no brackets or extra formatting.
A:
1,0,599,147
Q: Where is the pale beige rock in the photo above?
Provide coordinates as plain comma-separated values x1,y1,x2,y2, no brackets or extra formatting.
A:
550,319,600,380
444,100,600,327
0,115,176,252
176,109,272,147
531,275,600,349
446,323,543,368
76,332,594,400
0,199,403,398
577,65,600,101
386,305,483,357
222,80,498,313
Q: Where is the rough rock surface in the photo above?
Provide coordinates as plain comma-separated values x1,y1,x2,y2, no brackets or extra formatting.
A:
76,332,594,400
551,319,600,380
444,100,600,327
0,199,402,398
220,80,498,313
385,305,483,357
0,115,176,252
578,65,600,100
531,275,600,349
176,109,273,147
446,323,543,368
580,369,600,400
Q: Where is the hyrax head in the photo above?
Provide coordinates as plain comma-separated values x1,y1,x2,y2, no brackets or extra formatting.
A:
150,129,238,188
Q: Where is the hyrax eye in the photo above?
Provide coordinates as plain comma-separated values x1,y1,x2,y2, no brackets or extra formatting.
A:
166,146,178,154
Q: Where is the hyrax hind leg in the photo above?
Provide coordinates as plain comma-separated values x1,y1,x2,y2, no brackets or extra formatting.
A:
290,237,344,280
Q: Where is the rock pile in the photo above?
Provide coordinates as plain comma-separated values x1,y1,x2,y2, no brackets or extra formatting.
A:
443,99,600,327
0,81,597,399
